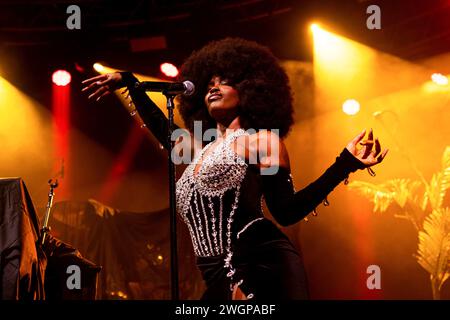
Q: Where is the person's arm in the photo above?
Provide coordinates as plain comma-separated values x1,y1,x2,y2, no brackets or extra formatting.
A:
82,72,179,150
261,148,365,226
119,72,179,150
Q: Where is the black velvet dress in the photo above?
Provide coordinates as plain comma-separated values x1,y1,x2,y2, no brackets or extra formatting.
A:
120,72,365,300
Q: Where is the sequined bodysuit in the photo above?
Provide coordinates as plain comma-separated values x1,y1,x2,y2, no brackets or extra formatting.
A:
176,129,251,258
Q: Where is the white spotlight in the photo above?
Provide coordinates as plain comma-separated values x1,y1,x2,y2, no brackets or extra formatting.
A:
342,99,360,115
431,73,448,86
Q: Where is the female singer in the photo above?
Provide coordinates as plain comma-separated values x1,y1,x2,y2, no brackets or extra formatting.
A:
82,38,388,300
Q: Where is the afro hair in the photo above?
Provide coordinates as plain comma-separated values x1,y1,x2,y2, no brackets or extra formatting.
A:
178,37,294,138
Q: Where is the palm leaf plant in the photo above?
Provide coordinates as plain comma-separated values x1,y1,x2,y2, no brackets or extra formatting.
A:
348,147,450,299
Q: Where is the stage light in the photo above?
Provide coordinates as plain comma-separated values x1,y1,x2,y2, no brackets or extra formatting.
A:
0,76,56,185
310,23,321,33
342,99,360,115
93,63,105,73
431,73,448,86
312,22,378,115
52,70,71,86
160,62,179,78
52,70,71,198
97,123,145,203
312,25,367,65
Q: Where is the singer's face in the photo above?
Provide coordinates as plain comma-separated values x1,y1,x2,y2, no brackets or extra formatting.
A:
204,76,239,120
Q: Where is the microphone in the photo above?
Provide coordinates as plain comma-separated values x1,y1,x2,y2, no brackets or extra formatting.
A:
134,80,195,96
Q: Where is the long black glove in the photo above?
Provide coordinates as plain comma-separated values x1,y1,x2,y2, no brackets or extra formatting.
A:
261,148,366,226
119,72,180,150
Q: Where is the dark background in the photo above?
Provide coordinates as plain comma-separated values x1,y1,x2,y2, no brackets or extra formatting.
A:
1,0,449,158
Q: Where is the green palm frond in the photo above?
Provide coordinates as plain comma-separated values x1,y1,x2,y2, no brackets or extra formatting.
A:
348,179,421,212
423,147,450,211
350,146,450,299
416,207,450,295
347,181,394,212
389,179,422,208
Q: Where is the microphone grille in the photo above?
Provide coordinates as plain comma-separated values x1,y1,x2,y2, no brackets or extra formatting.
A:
183,80,195,96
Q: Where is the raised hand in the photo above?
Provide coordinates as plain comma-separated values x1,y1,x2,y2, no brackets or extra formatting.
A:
346,129,388,168
81,72,123,101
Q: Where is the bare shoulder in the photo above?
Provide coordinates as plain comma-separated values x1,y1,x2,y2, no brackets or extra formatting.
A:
235,130,290,170
256,130,290,170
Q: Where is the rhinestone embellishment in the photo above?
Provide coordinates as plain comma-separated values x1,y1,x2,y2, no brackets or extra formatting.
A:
176,129,248,257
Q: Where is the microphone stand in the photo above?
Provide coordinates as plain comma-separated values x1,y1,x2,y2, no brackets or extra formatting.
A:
163,91,179,300
40,179,59,246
